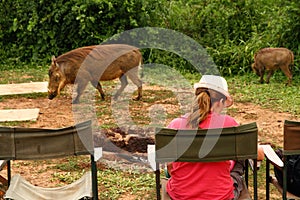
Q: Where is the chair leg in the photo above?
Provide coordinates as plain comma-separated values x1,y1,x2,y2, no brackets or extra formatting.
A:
155,162,161,200
155,169,161,200
266,159,270,200
253,159,257,200
283,156,287,200
245,160,249,188
91,155,98,200
7,160,11,187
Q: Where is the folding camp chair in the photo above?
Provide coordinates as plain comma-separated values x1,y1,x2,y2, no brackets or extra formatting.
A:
263,120,300,200
0,120,101,200
148,122,258,200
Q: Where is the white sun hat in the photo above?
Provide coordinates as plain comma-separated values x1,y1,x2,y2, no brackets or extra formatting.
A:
193,75,233,107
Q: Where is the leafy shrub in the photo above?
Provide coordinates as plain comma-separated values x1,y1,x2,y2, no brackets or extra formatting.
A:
0,0,299,76
157,0,300,75
0,0,159,65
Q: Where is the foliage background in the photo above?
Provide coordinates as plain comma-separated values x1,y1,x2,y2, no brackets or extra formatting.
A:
0,1,299,199
0,0,299,76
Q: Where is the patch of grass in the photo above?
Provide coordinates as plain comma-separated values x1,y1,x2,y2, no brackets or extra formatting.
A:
53,157,87,171
128,89,182,125
0,120,37,127
0,93,47,102
97,167,155,200
0,66,48,84
0,121,25,127
49,157,156,199
47,156,156,199
142,65,195,89
52,171,86,184
227,73,300,116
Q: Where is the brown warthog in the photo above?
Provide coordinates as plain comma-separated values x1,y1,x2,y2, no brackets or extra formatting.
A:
48,44,143,103
251,47,294,85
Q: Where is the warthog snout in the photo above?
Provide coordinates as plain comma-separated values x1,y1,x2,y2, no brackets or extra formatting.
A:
48,92,57,100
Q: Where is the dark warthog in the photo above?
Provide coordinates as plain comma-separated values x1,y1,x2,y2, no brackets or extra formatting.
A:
48,44,143,103
251,47,294,85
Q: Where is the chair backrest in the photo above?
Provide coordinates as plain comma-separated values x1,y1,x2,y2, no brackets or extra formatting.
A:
154,122,258,200
0,120,98,200
0,120,94,160
284,120,300,155
155,122,258,162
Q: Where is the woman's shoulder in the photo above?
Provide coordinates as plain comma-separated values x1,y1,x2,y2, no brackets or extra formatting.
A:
222,114,239,127
209,112,239,127
168,114,189,129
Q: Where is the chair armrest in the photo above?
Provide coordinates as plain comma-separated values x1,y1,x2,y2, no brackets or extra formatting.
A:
261,145,283,168
0,160,7,171
94,147,102,162
147,145,157,171
0,160,8,186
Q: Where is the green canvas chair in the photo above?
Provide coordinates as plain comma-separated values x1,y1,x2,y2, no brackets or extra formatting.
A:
263,120,300,200
0,120,101,200
148,122,258,200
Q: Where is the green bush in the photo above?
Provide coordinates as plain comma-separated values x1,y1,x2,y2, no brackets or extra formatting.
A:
0,0,299,76
0,0,160,65
158,0,300,75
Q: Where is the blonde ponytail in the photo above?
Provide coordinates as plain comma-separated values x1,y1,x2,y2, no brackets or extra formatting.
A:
187,88,226,129
187,89,211,128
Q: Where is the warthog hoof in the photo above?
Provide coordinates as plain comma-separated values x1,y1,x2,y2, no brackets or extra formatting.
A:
133,96,142,101
48,94,57,100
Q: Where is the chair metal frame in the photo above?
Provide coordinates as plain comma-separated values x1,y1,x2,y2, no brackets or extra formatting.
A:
0,120,100,200
148,122,258,200
264,120,300,200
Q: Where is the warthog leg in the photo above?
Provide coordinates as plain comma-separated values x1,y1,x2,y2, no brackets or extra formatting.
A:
113,72,142,101
113,75,128,100
259,68,265,84
127,70,142,101
266,70,274,84
92,81,105,100
73,79,89,104
281,65,293,86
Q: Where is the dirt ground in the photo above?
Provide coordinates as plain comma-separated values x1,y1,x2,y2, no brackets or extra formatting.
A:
0,87,299,199
0,92,297,145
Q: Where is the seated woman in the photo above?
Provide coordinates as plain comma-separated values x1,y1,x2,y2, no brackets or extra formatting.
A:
165,75,244,200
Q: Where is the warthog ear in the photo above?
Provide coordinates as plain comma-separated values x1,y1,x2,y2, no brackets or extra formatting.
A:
51,55,56,63
51,56,59,68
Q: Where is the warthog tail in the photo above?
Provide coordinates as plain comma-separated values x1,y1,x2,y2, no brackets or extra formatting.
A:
138,59,144,78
